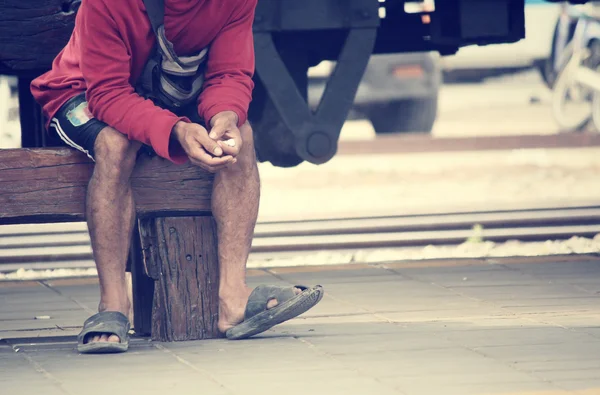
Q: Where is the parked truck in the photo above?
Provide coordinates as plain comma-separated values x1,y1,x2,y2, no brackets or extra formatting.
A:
0,0,590,168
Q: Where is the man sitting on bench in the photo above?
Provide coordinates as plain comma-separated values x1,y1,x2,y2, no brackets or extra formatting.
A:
30,0,323,354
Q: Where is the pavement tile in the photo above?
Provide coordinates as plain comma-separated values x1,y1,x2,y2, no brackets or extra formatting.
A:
0,308,89,322
380,307,509,325
498,296,600,308
524,312,600,328
1,260,599,395
396,266,544,287
318,282,462,313
391,378,570,395
23,345,229,395
214,369,403,395
273,314,399,337
532,369,600,382
396,263,508,277
266,264,389,282
305,333,456,355
43,278,99,287
0,380,67,395
162,337,347,374
381,259,487,270
569,282,600,294
513,359,600,373
505,260,600,277
333,347,515,378
551,379,600,394
442,326,597,348
474,341,600,363
0,346,67,395
578,327,600,339
452,284,595,301
44,284,100,300
0,307,90,332
58,371,230,395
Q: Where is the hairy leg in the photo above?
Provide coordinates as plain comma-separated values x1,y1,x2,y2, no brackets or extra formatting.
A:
212,123,260,332
85,127,140,344
213,123,301,332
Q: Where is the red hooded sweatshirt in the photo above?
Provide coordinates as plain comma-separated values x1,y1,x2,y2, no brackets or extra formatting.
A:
31,0,256,164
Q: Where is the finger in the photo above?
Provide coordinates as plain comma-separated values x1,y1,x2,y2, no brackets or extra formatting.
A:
185,123,224,157
218,140,240,157
227,131,243,152
221,129,243,154
195,133,223,157
188,148,234,167
208,124,227,140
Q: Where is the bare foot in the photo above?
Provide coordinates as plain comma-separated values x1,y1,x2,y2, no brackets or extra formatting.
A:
218,286,302,333
84,301,130,345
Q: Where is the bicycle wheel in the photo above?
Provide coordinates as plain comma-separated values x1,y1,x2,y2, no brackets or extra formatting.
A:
552,63,593,132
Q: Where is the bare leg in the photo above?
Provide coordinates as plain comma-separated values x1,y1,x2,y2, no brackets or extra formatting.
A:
85,127,141,344
213,122,259,332
214,123,299,333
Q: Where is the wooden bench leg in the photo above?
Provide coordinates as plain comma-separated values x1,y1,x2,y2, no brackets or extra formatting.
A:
139,216,221,341
130,225,154,337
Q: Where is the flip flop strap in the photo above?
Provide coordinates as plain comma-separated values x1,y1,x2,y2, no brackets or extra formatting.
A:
244,285,300,320
77,311,130,345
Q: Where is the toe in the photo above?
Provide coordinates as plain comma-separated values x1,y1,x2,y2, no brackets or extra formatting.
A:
294,287,302,295
107,334,120,343
99,334,109,343
266,298,278,309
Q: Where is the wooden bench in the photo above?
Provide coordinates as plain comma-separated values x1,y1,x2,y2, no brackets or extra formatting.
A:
0,147,220,342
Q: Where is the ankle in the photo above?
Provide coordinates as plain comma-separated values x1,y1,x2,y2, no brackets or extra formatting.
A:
219,283,251,303
219,279,247,292
99,295,130,314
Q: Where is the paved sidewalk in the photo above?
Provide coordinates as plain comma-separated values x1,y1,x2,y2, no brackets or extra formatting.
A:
1,256,600,395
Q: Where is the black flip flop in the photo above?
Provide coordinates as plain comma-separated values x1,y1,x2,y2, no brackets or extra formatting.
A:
77,311,130,354
226,284,324,340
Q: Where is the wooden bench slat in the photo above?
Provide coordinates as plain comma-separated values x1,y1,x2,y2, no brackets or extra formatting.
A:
0,148,213,224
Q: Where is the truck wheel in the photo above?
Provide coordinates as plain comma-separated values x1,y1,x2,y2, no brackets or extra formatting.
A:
366,96,438,134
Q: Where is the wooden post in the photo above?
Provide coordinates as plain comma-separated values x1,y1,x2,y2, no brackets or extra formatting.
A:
130,224,154,337
140,216,221,342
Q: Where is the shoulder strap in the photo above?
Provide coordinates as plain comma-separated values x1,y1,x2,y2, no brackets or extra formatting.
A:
143,0,165,35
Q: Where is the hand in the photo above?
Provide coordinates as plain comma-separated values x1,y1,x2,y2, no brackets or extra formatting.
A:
208,111,243,157
172,121,236,172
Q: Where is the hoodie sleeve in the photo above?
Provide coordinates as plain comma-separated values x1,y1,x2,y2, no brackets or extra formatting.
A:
197,0,257,127
78,0,189,164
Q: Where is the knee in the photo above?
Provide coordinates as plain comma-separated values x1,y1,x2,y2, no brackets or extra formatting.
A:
93,127,141,181
237,122,256,164
219,122,257,176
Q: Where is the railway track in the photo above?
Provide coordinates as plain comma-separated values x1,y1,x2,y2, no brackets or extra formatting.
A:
1,205,600,270
337,132,600,156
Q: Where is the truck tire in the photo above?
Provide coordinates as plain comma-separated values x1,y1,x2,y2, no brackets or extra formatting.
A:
366,96,438,134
